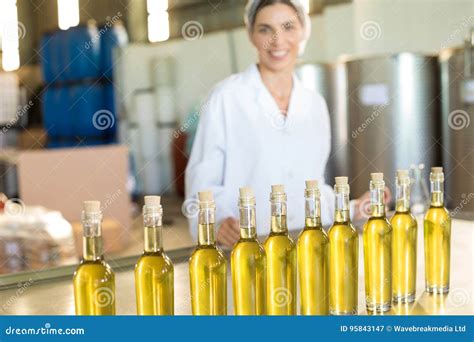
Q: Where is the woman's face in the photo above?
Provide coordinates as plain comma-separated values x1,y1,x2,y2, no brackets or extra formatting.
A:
250,3,304,72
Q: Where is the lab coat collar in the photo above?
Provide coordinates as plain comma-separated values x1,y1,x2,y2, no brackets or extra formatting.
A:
243,64,307,130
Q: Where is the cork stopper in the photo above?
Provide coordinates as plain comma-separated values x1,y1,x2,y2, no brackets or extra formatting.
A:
431,167,443,174
83,200,100,213
144,195,161,207
370,172,384,182
239,186,254,198
335,176,348,186
397,169,409,178
271,184,285,194
198,191,213,202
305,180,319,190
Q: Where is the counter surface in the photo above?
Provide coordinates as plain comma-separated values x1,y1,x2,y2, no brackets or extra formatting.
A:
0,218,472,315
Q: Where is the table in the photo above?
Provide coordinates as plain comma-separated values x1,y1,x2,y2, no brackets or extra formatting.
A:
0,218,472,315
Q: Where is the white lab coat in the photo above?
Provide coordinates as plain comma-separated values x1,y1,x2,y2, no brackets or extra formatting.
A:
185,64,354,242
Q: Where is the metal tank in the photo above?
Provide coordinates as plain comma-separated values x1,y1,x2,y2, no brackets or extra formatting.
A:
439,31,474,219
296,62,350,182
343,53,442,204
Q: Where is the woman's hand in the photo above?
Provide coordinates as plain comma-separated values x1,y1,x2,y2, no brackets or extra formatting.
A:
353,186,392,221
216,217,240,248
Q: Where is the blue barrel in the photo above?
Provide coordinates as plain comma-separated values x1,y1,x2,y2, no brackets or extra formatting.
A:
43,86,73,138
100,22,128,79
47,137,108,148
66,24,101,81
69,83,105,137
40,33,54,83
104,83,117,138
46,139,77,149
56,30,71,81
43,87,58,137
45,31,66,82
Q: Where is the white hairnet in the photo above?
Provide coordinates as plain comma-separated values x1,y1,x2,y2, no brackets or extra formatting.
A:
244,0,311,55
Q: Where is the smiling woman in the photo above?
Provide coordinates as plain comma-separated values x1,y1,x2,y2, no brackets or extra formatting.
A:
184,0,381,248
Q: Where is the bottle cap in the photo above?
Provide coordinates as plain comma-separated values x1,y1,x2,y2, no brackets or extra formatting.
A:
370,172,384,182
396,169,409,178
198,191,213,202
239,186,254,198
335,176,348,186
271,184,285,194
305,180,319,190
431,166,443,174
83,200,100,213
144,195,161,207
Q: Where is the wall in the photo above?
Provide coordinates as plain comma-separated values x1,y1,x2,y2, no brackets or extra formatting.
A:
114,0,474,124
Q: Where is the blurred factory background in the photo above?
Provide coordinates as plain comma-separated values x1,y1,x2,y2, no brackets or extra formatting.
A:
0,0,472,276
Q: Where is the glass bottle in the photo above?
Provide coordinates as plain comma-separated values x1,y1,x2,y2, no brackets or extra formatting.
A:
135,196,174,315
297,180,329,315
73,201,115,315
189,191,227,315
328,177,358,315
264,185,297,315
363,173,392,312
424,167,451,294
231,187,266,315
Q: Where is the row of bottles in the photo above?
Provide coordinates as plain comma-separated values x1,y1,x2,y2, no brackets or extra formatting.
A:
72,167,451,315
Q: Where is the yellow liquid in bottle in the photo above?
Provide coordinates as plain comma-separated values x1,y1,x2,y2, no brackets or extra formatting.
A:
390,211,417,303
424,206,451,293
231,238,266,315
363,217,392,312
264,220,297,315
328,222,358,315
135,250,174,315
297,219,329,315
73,237,115,315
189,223,227,315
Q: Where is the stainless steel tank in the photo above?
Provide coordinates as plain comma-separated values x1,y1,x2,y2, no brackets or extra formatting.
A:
343,53,442,203
296,62,350,182
439,33,474,219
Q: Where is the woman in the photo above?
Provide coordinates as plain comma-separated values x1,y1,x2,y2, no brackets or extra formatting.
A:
185,0,388,247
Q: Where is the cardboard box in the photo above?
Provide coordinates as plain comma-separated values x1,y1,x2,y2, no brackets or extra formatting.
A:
16,145,132,252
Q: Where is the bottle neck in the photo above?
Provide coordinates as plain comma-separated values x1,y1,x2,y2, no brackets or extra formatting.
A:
334,184,350,223
395,178,410,213
239,202,257,239
270,197,288,234
198,206,216,246
370,181,385,218
305,190,322,228
143,207,163,253
82,211,103,261
430,179,444,207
